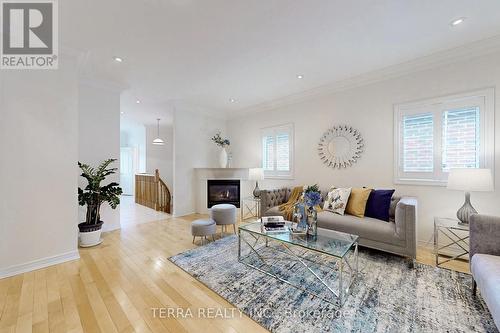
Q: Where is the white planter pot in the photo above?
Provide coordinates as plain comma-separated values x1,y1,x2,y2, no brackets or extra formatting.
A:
79,229,103,247
219,147,228,168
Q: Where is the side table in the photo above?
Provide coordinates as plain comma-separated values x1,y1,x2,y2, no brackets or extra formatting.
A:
241,196,260,221
434,217,470,268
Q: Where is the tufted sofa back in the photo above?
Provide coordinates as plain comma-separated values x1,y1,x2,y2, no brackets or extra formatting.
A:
261,187,401,220
260,188,291,211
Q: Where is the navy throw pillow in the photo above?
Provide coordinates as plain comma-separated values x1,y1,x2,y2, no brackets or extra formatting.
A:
365,189,395,222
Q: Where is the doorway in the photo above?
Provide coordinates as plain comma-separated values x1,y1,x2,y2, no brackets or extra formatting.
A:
120,146,138,195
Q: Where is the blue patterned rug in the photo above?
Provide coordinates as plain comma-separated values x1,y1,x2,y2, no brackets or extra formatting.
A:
169,235,497,333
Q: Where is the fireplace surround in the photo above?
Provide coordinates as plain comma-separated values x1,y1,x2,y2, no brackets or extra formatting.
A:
207,179,240,208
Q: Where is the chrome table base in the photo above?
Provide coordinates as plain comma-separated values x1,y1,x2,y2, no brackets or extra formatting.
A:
238,229,358,307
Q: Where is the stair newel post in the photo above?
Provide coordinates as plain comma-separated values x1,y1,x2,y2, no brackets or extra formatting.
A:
155,169,160,211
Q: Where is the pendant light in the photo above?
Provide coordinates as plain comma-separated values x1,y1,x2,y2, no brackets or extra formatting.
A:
152,118,165,145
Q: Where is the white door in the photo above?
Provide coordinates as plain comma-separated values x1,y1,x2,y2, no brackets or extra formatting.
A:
120,147,138,195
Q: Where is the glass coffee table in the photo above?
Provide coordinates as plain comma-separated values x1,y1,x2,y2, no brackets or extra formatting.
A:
238,221,359,306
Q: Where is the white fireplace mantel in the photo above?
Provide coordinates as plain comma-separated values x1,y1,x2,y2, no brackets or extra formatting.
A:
194,167,252,180
194,168,255,213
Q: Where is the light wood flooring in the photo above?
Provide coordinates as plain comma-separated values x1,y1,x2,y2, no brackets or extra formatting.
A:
0,214,469,333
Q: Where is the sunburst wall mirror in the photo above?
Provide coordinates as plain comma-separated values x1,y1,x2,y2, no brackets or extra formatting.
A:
318,125,364,169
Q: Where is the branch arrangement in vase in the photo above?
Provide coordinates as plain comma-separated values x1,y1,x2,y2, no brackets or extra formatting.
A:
211,132,230,147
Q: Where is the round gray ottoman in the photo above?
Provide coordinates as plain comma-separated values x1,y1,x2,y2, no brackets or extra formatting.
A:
191,218,216,245
210,204,237,237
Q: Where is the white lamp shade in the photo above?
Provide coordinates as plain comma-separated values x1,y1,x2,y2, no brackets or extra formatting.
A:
447,168,494,192
152,138,165,145
248,168,264,181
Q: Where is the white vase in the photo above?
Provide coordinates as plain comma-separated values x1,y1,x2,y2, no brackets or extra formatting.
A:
219,147,228,168
79,229,103,247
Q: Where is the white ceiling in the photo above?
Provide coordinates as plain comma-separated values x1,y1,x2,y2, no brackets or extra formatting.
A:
61,0,500,122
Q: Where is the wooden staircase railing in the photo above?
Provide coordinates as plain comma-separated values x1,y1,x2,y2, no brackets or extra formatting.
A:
135,169,172,214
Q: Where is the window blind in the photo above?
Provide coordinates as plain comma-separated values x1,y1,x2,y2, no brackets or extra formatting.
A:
261,124,294,177
262,135,274,171
442,107,480,171
276,133,290,171
395,89,492,185
402,113,434,172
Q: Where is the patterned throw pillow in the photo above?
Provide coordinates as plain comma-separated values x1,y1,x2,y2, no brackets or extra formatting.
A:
323,187,352,215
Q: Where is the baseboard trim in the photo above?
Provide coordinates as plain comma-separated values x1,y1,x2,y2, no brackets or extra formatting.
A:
0,250,80,279
173,211,196,218
102,224,121,233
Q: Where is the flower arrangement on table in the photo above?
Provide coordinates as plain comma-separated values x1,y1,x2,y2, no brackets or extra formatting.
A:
211,132,230,147
303,184,322,208
302,184,321,237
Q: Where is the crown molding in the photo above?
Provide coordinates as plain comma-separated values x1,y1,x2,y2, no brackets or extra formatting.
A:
228,34,500,119
172,100,228,121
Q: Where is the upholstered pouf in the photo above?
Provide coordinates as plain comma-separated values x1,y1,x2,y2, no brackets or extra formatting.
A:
210,204,237,237
191,218,217,245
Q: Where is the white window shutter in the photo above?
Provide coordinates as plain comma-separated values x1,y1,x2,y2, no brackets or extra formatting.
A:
275,133,290,171
261,124,294,178
394,89,493,186
262,135,275,171
442,107,480,171
402,113,434,173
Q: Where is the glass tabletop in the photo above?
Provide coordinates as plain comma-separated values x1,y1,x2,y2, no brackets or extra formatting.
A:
242,196,261,202
239,221,358,258
434,217,469,231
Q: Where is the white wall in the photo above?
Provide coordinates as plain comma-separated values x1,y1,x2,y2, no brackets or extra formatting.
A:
78,82,122,232
120,120,147,195
146,124,174,189
0,55,80,277
227,51,500,247
173,108,226,216
120,119,146,173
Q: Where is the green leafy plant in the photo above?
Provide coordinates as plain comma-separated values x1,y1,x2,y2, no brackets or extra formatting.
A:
78,159,122,226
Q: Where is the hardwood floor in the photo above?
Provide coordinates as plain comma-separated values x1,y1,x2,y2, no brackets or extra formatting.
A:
0,214,469,333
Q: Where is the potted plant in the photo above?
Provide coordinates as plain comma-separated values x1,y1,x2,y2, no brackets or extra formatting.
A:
78,159,122,247
211,132,230,168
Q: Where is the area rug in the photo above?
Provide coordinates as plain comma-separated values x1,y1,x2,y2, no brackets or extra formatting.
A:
169,236,497,333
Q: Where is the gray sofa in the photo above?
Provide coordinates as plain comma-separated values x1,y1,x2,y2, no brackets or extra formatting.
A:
260,188,417,260
470,214,500,330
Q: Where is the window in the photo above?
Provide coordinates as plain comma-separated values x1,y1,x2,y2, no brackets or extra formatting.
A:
394,89,494,185
261,123,294,178
442,107,480,171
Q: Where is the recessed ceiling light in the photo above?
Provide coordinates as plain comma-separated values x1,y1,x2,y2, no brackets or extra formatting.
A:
450,17,466,26
229,98,236,103
120,111,124,115
136,99,141,104
297,74,304,79
113,56,123,62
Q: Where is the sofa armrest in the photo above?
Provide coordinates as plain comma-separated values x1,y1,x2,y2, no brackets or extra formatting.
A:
260,188,290,215
394,196,417,259
470,214,500,260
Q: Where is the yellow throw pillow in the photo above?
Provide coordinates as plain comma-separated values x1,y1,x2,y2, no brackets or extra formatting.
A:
345,188,372,217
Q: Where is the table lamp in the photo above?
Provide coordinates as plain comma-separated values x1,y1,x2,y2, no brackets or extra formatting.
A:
249,168,265,198
447,168,493,224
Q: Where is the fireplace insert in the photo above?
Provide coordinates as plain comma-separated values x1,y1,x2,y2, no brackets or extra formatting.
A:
207,179,240,208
